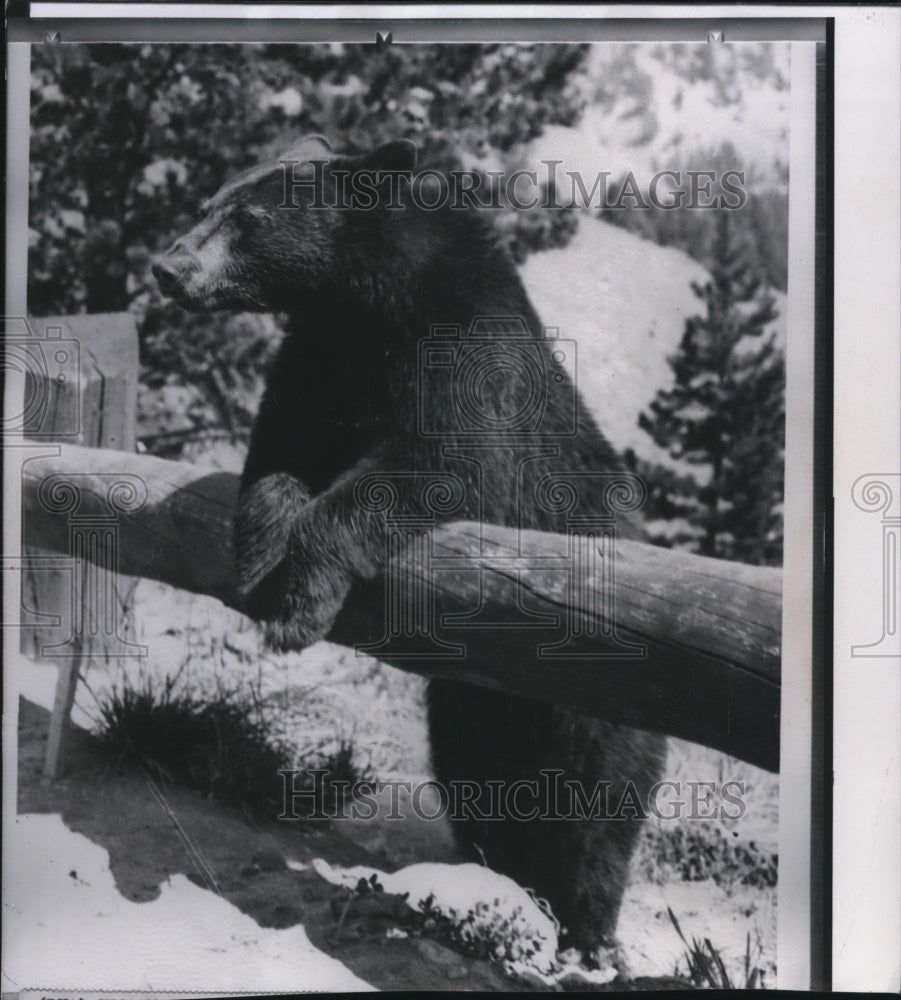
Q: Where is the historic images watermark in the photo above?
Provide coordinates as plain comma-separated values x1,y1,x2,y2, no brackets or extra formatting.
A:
1,316,81,440
851,473,901,657
279,159,748,212
30,473,149,658
3,316,81,639
278,769,748,822
3,315,147,657
352,315,646,660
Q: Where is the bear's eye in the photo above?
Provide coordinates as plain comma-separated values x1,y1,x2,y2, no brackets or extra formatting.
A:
234,204,272,227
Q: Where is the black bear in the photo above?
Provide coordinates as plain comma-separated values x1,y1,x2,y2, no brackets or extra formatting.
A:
153,135,666,961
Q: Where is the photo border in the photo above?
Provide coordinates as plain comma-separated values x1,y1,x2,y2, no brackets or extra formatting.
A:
4,3,868,993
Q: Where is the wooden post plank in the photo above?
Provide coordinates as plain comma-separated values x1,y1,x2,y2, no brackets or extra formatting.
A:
43,633,86,780
20,314,139,778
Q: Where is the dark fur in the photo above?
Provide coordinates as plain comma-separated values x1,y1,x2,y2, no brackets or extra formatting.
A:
154,138,666,955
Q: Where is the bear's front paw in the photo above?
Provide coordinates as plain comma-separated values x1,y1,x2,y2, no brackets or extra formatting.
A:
234,472,312,605
234,475,356,650
261,557,353,652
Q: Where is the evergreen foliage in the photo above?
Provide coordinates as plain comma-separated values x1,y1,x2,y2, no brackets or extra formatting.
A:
637,212,784,565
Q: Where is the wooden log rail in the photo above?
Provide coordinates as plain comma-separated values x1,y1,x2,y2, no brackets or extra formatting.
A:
21,444,782,772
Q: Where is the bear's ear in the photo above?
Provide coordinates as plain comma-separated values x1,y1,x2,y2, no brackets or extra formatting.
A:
280,134,333,160
362,139,417,173
302,134,332,152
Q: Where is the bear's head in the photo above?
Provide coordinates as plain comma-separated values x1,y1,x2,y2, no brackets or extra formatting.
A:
152,136,417,312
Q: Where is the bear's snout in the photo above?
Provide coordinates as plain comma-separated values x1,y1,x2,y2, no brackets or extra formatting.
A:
152,250,199,298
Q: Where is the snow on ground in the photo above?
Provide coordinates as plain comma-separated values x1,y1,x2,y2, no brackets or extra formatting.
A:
306,858,626,987
2,812,373,993
11,580,433,784
310,858,564,980
619,877,776,986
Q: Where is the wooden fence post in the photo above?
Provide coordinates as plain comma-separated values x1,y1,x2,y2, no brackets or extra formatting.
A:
20,313,140,778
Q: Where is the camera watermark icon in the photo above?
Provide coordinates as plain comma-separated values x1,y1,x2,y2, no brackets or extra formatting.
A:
418,317,577,439
1,316,81,439
851,473,900,657
33,472,149,658
349,315,648,655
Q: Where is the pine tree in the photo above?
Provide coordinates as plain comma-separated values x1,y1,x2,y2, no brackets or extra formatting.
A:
638,211,784,565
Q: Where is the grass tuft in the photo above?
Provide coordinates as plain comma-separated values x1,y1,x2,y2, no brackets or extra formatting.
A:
95,672,289,816
668,907,766,989
94,671,368,820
